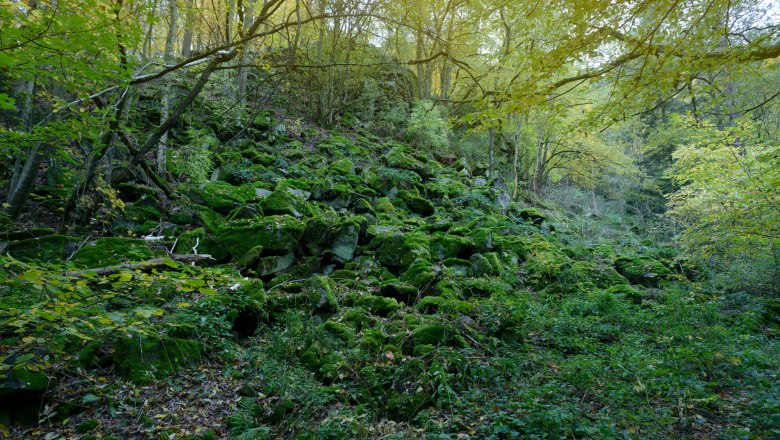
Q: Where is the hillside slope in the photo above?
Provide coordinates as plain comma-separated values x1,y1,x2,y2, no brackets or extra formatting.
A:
2,130,778,439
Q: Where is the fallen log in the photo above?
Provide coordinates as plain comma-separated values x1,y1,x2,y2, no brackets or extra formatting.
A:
66,253,214,276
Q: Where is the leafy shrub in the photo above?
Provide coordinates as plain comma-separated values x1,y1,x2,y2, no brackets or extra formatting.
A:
169,127,217,183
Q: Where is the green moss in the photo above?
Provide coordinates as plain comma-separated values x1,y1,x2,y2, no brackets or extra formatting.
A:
77,418,99,434
379,282,418,305
328,158,356,177
322,321,356,344
442,258,472,276
519,207,546,225
403,324,463,355
114,337,202,383
216,216,305,258
226,204,262,221
309,275,339,313
183,181,258,213
258,190,308,217
397,190,435,216
72,237,162,268
607,284,644,304
236,245,263,269
374,197,396,213
564,261,628,289
355,295,401,316
614,256,673,287
258,252,295,276
376,232,430,269
354,198,373,214
417,296,475,315
429,232,475,260
342,308,375,331
384,147,429,178
401,258,437,288
7,234,80,262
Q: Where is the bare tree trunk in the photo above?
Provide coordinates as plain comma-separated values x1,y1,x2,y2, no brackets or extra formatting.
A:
5,143,47,220
158,0,178,176
236,0,255,127
488,127,495,181
142,0,159,59
181,0,195,57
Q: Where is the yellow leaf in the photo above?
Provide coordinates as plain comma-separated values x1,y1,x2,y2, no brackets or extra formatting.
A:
177,302,191,308
22,336,36,343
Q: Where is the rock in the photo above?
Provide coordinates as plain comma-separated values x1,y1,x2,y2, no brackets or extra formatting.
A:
216,216,305,259
309,275,338,313
384,147,429,178
226,204,262,221
328,158,356,177
376,232,430,269
429,232,474,260
71,237,162,268
0,356,50,425
472,162,488,177
236,245,263,270
374,197,396,214
402,324,464,355
474,177,487,186
255,188,273,198
401,258,438,288
354,198,373,214
379,282,418,305
614,256,673,287
114,337,202,383
397,190,435,216
258,252,295,276
331,220,360,262
7,234,81,262
355,295,401,316
183,181,260,214
519,208,546,226
258,190,308,218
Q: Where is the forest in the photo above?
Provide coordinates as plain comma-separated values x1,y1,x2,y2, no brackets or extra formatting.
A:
0,0,778,438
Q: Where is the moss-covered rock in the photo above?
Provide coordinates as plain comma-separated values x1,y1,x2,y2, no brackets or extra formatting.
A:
355,295,401,316
114,337,202,383
7,234,81,262
309,275,338,313
519,207,546,225
384,147,429,178
0,355,50,425
376,232,430,269
216,216,305,259
374,197,396,213
614,256,673,287
182,181,259,214
258,252,296,276
328,158,356,177
236,245,263,270
401,258,437,288
402,324,464,355
226,204,262,221
379,282,418,305
429,232,474,261
258,190,308,218
397,190,435,216
71,237,163,268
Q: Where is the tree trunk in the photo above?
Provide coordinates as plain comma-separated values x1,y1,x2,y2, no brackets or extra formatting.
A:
235,0,255,127
181,0,195,57
5,143,47,220
488,127,495,181
158,0,178,176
